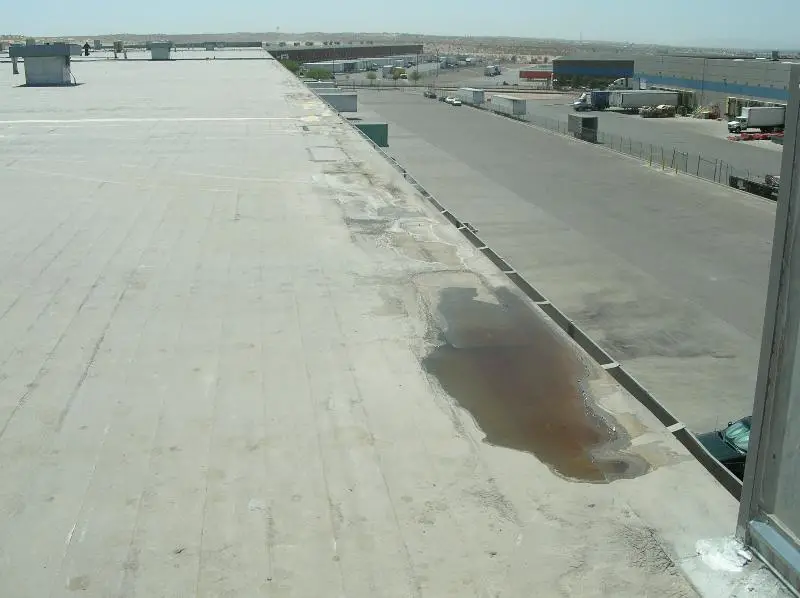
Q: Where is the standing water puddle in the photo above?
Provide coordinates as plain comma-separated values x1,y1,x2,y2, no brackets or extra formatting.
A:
422,286,648,482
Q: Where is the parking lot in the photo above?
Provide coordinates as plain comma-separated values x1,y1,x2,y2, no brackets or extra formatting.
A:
522,96,783,180
356,89,776,433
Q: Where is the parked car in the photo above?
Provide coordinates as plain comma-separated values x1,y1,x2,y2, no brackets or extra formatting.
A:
697,416,751,479
443,96,456,104
423,89,437,99
451,99,462,106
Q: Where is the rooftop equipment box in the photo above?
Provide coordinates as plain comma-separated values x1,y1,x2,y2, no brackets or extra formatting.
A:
8,43,76,86
318,92,357,113
355,122,389,147
150,42,172,61
568,113,599,143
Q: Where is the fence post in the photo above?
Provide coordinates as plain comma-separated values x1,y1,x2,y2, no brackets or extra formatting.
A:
672,149,677,173
661,146,665,170
649,144,653,167
697,155,702,176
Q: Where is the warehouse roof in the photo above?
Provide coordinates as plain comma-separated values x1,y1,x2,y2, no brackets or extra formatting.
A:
0,58,788,597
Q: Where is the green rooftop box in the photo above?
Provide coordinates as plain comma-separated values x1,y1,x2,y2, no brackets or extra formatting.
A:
355,122,388,147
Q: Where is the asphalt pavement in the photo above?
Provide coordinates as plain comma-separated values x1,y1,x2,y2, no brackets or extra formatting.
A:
356,89,776,432
523,97,783,180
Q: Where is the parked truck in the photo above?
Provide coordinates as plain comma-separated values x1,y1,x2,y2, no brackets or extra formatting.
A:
727,106,785,134
484,65,501,76
573,90,610,111
608,90,679,112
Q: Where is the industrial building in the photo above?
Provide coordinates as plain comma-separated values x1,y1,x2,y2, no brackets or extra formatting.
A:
270,43,422,63
301,54,425,74
634,54,792,111
555,53,797,115
552,55,635,87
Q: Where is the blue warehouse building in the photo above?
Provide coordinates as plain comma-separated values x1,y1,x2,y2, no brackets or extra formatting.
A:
552,56,634,82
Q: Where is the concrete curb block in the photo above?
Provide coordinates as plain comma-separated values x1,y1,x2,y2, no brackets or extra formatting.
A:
480,247,514,272
460,228,486,249
673,427,743,499
505,272,547,302
568,325,617,367
427,197,445,211
537,301,572,333
606,366,679,427
441,210,463,228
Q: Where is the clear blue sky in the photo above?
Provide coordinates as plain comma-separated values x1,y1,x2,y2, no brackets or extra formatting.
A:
5,0,799,49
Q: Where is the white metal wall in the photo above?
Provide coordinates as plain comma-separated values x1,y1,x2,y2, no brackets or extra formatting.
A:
635,55,793,107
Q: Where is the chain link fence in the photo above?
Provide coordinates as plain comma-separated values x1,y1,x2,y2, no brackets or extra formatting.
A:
524,113,768,186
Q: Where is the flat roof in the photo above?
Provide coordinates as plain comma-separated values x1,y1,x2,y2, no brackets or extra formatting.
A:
0,59,789,596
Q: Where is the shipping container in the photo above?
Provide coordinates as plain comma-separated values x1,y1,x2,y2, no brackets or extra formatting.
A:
490,94,527,117
519,69,553,80
457,87,485,106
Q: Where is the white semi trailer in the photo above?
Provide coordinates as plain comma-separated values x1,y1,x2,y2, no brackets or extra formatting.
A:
457,87,485,105
727,106,785,133
608,90,679,112
490,94,526,117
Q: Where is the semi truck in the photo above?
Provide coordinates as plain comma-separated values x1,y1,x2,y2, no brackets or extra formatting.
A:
727,106,785,133
573,90,610,111
608,90,679,112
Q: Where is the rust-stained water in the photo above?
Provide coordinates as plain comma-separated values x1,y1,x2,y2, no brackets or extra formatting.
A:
422,286,648,482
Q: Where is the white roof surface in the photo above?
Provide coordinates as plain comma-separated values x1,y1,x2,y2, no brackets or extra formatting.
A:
0,58,788,597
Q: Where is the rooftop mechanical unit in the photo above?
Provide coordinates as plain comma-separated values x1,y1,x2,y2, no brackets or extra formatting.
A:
9,43,80,86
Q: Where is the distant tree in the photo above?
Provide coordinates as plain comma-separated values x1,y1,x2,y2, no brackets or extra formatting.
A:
409,70,422,84
280,60,301,74
366,71,377,85
392,71,401,82
306,68,334,81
